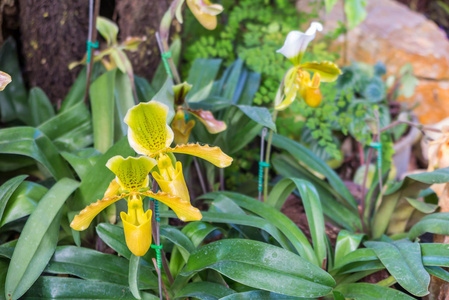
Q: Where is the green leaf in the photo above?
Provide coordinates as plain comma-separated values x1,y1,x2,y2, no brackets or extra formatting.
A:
96,16,118,46
186,59,222,103
135,75,156,102
422,243,449,267
60,148,101,181
44,246,156,289
300,61,341,82
160,225,195,260
22,277,159,299
72,135,134,208
60,63,104,113
372,168,449,239
0,127,74,180
426,266,449,282
0,38,29,123
150,78,175,123
266,178,326,266
182,239,335,298
221,59,243,101
159,210,291,252
333,230,364,268
175,282,235,300
28,87,55,126
90,69,117,153
344,0,367,29
221,290,308,300
335,283,415,299
270,134,358,211
324,0,338,13
271,155,360,231
0,181,47,227
0,259,8,300
0,175,27,223
114,71,135,140
38,102,93,152
200,191,317,265
181,221,223,248
404,197,437,214
96,223,132,259
129,254,142,299
364,240,430,297
235,105,276,131
236,71,260,106
5,178,79,300
409,213,449,240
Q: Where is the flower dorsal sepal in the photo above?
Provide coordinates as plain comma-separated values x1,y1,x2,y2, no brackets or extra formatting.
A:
277,22,323,66
125,101,174,157
186,0,224,30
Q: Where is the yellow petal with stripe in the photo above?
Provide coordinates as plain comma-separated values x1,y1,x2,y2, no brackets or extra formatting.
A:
106,156,157,191
142,190,202,222
300,61,342,83
275,67,298,111
161,143,232,168
125,101,174,156
70,193,127,231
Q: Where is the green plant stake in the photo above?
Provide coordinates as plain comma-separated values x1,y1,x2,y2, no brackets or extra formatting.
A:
259,128,268,201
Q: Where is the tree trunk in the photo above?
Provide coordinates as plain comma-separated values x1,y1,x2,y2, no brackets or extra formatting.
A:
115,0,171,82
18,0,89,104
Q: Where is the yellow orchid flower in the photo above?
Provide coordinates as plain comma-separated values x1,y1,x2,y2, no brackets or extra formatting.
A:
0,71,11,91
275,22,342,110
428,126,449,172
70,155,201,256
186,0,223,30
125,101,232,204
172,109,196,145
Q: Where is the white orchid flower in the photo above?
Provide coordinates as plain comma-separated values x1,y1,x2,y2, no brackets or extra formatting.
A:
275,22,342,110
277,22,323,66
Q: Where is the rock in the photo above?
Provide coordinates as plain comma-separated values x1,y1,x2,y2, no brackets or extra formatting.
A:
297,0,449,124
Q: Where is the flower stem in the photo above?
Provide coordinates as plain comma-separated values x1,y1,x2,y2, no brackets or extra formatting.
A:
83,0,100,105
263,110,278,201
150,178,174,299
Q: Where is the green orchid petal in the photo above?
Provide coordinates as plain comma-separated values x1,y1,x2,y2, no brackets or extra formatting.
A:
125,101,174,156
275,67,298,111
106,155,157,191
300,61,342,82
96,16,118,46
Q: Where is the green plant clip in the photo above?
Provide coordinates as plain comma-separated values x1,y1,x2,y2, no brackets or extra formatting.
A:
151,244,163,270
161,51,173,79
258,161,270,192
369,142,382,172
149,197,161,222
86,40,99,63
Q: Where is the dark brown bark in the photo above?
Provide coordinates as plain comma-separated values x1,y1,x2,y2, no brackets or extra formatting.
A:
18,0,89,103
115,0,171,82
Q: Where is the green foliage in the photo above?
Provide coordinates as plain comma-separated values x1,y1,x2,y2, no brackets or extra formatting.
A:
183,0,325,105
278,62,397,162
